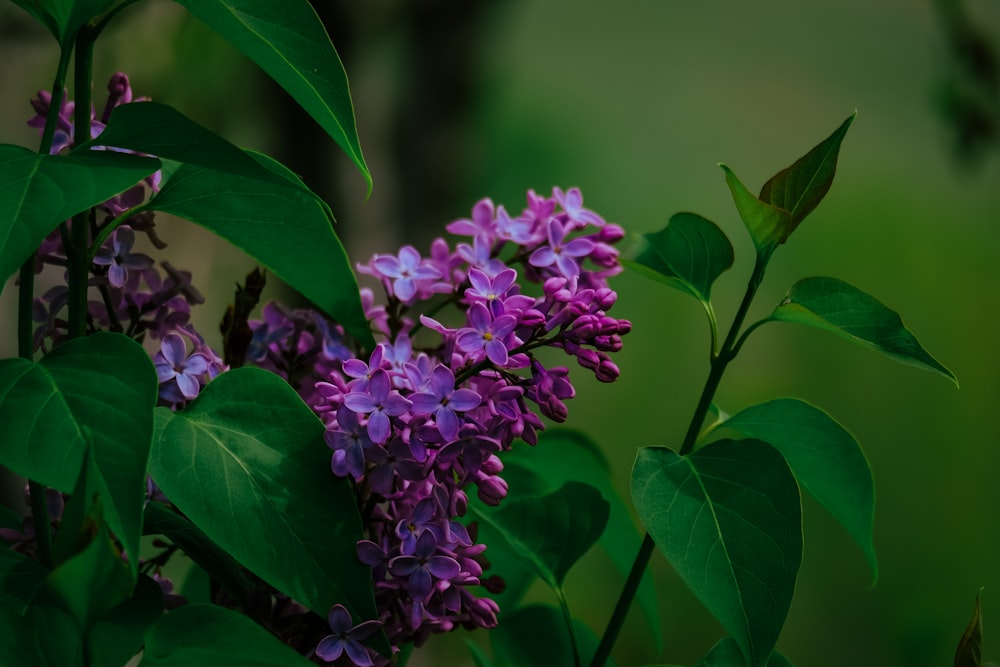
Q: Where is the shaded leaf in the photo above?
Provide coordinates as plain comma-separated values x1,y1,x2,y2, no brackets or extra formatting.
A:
721,164,791,252
0,333,157,573
0,546,49,612
759,113,855,232
143,501,254,607
623,212,734,303
140,603,314,666
718,398,876,582
88,573,164,667
770,276,956,384
955,590,984,667
491,604,612,667
631,440,802,667
171,0,371,193
696,638,794,667
0,145,159,287
0,600,83,667
148,368,382,638
467,640,497,667
141,159,372,348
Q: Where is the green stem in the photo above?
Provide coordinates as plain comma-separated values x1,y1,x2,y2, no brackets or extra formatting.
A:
588,249,774,667
556,588,582,667
87,206,143,263
66,28,96,339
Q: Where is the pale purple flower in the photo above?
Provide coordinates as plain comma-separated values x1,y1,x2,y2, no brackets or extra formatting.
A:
371,246,441,302
455,303,517,366
154,332,211,400
554,186,605,228
494,205,535,244
528,220,594,279
464,268,516,307
410,365,481,440
445,198,496,238
93,227,153,288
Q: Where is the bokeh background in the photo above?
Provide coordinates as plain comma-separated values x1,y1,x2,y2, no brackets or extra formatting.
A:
2,1,1000,665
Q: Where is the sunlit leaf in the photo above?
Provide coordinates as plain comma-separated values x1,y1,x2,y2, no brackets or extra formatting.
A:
770,276,956,384
0,145,159,288
632,440,802,667
718,398,876,582
148,368,384,650
623,212,734,303
141,159,372,348
171,0,371,193
140,603,315,666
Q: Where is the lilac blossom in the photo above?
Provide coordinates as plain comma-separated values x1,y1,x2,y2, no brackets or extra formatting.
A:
455,303,518,366
369,245,441,302
529,219,595,279
343,370,412,444
154,332,211,401
93,226,154,288
410,365,481,440
315,605,382,667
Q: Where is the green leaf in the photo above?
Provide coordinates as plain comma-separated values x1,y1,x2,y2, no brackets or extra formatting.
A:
8,0,62,39
148,368,381,629
717,398,876,582
721,164,791,252
0,333,157,573
140,603,315,666
631,440,802,667
769,276,956,384
80,102,302,187
142,501,255,607
494,430,661,648
467,640,497,667
471,481,608,592
0,546,49,612
758,113,855,232
623,212,734,303
88,573,164,667
171,0,371,193
491,604,612,667
141,159,372,348
696,638,794,667
955,590,984,667
0,145,160,287
0,600,84,667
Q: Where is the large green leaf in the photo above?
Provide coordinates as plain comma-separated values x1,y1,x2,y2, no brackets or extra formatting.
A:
631,440,802,667
769,276,956,384
171,0,371,193
79,101,302,188
142,501,255,607
0,546,49,612
9,0,117,44
623,212,734,303
696,638,794,667
140,603,314,667
472,482,608,593
141,159,372,348
717,398,876,582
0,333,157,573
490,604,612,667
148,367,381,629
0,145,160,287
492,430,661,648
721,164,791,253
758,113,855,232
0,600,83,667
8,0,62,39
87,573,164,667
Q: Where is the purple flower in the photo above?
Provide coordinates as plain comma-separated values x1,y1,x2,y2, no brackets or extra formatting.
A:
529,220,594,279
315,604,381,667
343,370,411,444
389,531,462,601
554,186,605,228
410,365,481,440
455,303,517,366
326,407,375,479
93,227,153,288
464,268,516,307
371,246,441,302
154,332,211,400
446,198,496,238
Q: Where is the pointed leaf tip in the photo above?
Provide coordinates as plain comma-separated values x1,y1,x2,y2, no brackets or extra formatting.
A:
955,589,985,667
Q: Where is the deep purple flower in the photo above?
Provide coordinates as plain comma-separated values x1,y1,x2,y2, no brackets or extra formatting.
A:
410,365,481,440
154,332,211,400
455,303,517,366
389,531,462,601
343,370,411,444
315,604,381,667
326,407,375,479
93,227,153,288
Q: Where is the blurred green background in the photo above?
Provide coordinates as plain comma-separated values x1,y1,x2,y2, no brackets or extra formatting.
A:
2,1,1000,666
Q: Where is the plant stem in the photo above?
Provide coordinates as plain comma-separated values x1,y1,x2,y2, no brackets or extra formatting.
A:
67,28,96,339
587,249,773,667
